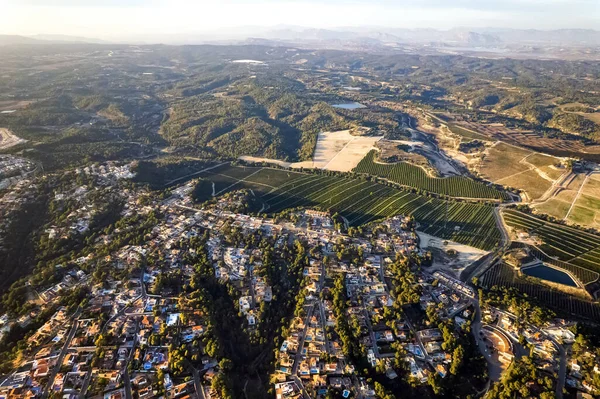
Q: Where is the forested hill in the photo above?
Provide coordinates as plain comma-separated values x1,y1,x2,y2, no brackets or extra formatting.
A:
160,75,352,161
0,44,600,170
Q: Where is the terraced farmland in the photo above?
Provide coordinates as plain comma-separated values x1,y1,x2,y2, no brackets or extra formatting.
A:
502,209,600,275
481,263,600,320
528,247,599,286
195,165,502,250
353,150,509,200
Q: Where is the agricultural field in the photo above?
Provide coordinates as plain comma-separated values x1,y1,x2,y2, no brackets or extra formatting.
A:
481,263,600,321
533,173,600,229
239,130,383,172
565,173,600,229
446,117,600,159
195,165,502,250
353,150,509,200
532,173,586,220
478,143,532,181
446,123,490,141
479,142,565,201
502,209,600,275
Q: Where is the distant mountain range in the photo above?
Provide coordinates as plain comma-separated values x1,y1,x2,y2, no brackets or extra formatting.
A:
0,34,108,46
252,27,600,48
1,27,599,50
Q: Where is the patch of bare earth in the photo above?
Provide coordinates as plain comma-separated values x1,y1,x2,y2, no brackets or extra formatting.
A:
0,128,27,150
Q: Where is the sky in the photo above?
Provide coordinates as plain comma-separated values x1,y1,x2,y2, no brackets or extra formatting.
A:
0,0,598,41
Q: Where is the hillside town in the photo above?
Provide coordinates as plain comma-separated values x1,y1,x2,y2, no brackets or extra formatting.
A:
0,162,596,399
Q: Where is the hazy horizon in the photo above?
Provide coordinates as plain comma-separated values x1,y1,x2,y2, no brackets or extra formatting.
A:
1,0,599,42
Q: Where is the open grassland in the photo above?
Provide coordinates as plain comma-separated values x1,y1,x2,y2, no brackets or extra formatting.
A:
532,173,586,220
480,142,565,201
526,153,565,180
533,199,571,220
502,209,600,277
481,262,600,321
479,143,532,181
581,174,600,197
196,165,502,250
353,150,509,200
500,170,552,200
564,174,600,228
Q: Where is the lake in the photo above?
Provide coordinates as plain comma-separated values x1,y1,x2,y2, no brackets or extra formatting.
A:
332,102,366,110
522,264,577,287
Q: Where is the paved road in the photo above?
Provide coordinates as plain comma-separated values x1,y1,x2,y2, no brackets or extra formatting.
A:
463,207,511,282
489,308,566,398
318,302,330,356
191,364,208,399
42,308,82,399
551,337,566,399
471,299,504,382
291,303,316,376
531,327,566,398
292,375,311,399
122,330,139,399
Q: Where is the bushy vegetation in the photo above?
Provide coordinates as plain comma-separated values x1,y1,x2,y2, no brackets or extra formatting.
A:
486,357,555,399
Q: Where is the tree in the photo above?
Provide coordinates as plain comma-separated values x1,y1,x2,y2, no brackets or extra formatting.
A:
450,345,464,375
428,372,444,395
219,358,233,371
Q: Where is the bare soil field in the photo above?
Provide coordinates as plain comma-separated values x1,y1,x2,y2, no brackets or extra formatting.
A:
0,128,27,150
417,232,488,278
0,100,35,112
240,130,383,172
375,139,429,166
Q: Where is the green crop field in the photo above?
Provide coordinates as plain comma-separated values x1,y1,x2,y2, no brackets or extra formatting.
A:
481,263,600,321
502,209,600,276
194,165,502,250
353,150,509,200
